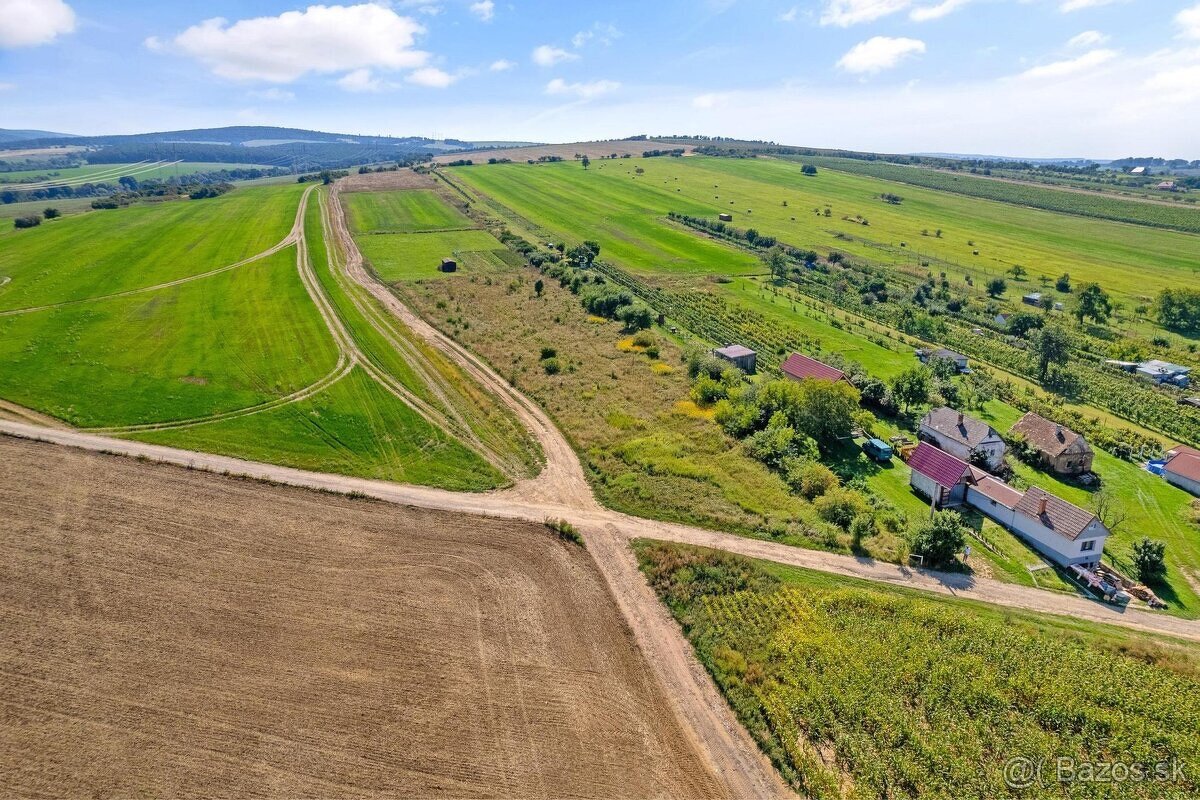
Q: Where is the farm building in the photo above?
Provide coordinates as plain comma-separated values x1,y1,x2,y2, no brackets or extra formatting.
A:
908,442,972,508
1022,292,1043,307
713,344,756,374
718,212,733,222
1130,166,1148,175
918,407,1006,469
967,482,1109,567
917,348,969,373
1135,359,1191,388
994,313,1010,327
1162,445,1200,496
1009,413,1094,476
780,352,845,383
1157,181,1178,191
439,257,458,273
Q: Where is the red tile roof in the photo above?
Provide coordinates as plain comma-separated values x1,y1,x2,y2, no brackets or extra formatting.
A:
781,353,845,383
972,476,1023,508
908,442,971,489
1014,486,1099,541
1165,451,1200,482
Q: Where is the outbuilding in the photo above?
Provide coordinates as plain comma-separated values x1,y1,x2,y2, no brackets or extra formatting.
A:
713,344,757,374
1022,292,1043,307
439,257,458,273
908,442,972,508
1163,445,1200,496
1009,412,1094,476
718,212,733,222
967,482,1108,567
780,352,845,383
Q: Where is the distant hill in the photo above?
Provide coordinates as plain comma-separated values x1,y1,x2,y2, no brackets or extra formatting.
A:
0,126,477,171
0,128,78,143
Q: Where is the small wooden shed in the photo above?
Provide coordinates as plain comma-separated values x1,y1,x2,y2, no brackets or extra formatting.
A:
439,257,457,273
718,212,733,222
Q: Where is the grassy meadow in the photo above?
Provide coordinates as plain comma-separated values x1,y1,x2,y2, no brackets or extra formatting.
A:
636,540,1200,800
358,229,507,282
0,161,272,185
343,189,473,233
452,157,1200,309
0,183,305,311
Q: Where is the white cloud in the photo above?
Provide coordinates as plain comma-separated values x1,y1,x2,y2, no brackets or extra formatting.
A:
337,68,384,92
1059,0,1124,12
0,0,76,48
407,66,455,87
0,81,15,91
544,78,619,98
821,0,910,27
837,36,926,73
779,6,799,22
489,59,515,71
1178,3,1200,40
469,1,494,21
692,92,727,108
532,44,578,67
156,3,429,83
1067,30,1109,47
909,0,970,22
1019,48,1117,79
1144,64,1200,101
249,87,296,101
571,23,621,49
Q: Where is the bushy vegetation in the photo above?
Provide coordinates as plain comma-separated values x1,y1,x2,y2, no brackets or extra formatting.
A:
636,541,1200,799
1155,288,1200,334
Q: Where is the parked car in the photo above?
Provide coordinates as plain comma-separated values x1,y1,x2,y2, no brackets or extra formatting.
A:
862,438,894,462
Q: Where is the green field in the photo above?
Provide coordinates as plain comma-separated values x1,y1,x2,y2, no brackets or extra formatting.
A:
0,161,272,185
798,155,1200,234
0,182,539,490
637,540,1200,799
343,189,473,233
0,183,304,311
452,158,1200,307
359,229,507,282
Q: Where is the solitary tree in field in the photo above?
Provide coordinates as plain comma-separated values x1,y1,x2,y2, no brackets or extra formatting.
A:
1056,273,1072,293
581,155,590,169
764,246,789,282
986,277,1007,297
801,164,817,176
43,207,60,219
1033,325,1071,379
1072,282,1112,325
1131,537,1167,584
534,278,544,297
1008,264,1027,280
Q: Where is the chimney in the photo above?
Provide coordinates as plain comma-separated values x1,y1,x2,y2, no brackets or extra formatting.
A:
957,412,964,426
1038,496,1048,516
1056,424,1063,439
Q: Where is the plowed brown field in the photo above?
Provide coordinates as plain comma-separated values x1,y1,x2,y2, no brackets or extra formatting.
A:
0,437,725,799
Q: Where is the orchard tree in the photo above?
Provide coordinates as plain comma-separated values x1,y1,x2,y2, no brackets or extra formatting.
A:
1008,264,1027,280
890,366,931,412
1056,273,1071,293
986,277,1007,297
909,510,968,568
1072,282,1112,325
1033,325,1071,379
764,246,789,281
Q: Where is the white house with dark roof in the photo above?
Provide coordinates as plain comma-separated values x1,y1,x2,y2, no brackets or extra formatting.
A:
918,407,1006,470
967,481,1108,567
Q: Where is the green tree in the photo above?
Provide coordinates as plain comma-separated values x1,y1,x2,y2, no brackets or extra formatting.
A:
1131,537,1167,584
581,155,590,169
801,164,817,176
986,277,1007,297
1072,282,1112,325
909,510,967,568
42,207,60,219
890,366,931,412
534,278,544,297
1055,273,1071,293
1032,325,1071,379
1006,311,1044,337
1008,265,1027,280
764,246,789,282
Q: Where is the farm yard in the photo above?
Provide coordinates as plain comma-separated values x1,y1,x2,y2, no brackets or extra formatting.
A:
636,540,1200,799
0,436,725,799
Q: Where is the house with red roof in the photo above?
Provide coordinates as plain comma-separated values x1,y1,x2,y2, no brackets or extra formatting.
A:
780,352,845,383
1163,445,1200,497
907,442,972,508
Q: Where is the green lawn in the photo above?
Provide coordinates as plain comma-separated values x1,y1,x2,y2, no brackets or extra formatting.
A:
132,366,504,491
0,246,339,427
343,189,473,233
0,183,305,311
636,540,1200,800
358,229,507,282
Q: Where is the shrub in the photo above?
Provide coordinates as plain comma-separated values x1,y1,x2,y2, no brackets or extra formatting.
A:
13,215,41,229
909,510,967,568
814,487,869,529
544,518,584,546
1132,538,1167,584
42,207,60,219
541,357,561,375
540,346,557,360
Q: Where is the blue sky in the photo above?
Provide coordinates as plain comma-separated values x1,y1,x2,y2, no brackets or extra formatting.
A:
2,0,1199,157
